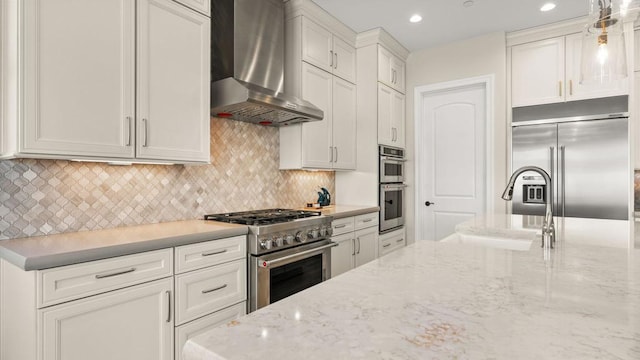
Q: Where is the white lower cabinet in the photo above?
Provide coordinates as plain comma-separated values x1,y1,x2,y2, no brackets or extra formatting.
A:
330,212,379,277
0,235,246,360
39,278,174,360
379,227,406,257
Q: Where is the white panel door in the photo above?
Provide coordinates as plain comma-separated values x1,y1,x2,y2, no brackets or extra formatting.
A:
330,232,355,277
377,45,393,87
301,17,333,73
354,227,378,267
419,84,486,241
565,33,628,101
377,83,394,146
511,37,565,107
332,77,356,170
332,36,356,83
301,63,333,169
137,0,210,162
39,278,173,360
22,0,135,158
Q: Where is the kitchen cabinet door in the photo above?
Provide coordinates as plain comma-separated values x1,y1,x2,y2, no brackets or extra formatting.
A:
301,63,333,169
378,83,394,146
635,72,640,169
565,33,628,101
511,37,565,107
354,226,378,267
301,17,334,74
39,278,173,360
390,56,406,94
330,232,355,277
377,45,393,89
391,90,406,148
136,0,210,163
21,0,135,158
332,77,357,170
332,36,356,83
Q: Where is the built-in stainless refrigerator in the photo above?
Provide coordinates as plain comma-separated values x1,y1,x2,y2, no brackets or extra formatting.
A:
511,116,629,220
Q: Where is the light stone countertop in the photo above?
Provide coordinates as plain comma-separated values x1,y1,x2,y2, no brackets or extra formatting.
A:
301,204,380,219
0,220,248,270
184,214,640,360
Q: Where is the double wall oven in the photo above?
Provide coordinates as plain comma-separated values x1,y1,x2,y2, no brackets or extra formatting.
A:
379,146,406,233
205,209,335,312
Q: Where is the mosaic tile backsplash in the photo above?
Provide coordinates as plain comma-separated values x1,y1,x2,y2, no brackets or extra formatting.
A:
0,118,335,240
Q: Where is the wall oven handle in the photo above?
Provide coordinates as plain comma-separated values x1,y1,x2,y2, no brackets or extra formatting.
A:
259,242,338,268
382,184,408,189
380,156,407,162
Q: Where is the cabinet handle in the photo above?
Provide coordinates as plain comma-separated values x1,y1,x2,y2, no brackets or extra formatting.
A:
202,249,227,257
396,238,404,243
383,243,391,248
125,116,132,146
363,219,373,223
202,284,228,294
142,118,149,147
334,147,338,162
357,237,361,254
95,267,136,279
329,146,334,162
335,52,338,69
165,290,171,323
559,81,562,97
330,50,334,67
352,239,356,256
335,224,347,229
569,80,573,96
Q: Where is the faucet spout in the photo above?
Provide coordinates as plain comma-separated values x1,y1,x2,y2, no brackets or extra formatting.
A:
503,166,555,249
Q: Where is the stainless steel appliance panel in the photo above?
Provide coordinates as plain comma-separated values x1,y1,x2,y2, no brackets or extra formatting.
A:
557,118,628,220
249,240,335,311
512,124,558,216
379,183,406,233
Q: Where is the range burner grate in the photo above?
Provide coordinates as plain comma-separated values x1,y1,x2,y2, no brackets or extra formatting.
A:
204,208,322,226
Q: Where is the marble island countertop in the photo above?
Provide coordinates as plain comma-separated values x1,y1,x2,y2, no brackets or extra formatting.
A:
184,214,640,360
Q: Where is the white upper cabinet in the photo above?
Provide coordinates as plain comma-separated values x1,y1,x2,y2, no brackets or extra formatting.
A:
301,17,356,83
378,83,405,148
331,76,357,170
6,0,210,163
511,34,628,107
511,37,565,107
300,63,334,168
136,0,210,163
21,0,136,158
378,45,405,94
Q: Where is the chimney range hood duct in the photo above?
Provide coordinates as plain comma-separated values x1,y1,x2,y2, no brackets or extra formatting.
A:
211,0,323,126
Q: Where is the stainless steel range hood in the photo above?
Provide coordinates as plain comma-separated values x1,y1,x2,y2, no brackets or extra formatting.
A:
211,0,323,126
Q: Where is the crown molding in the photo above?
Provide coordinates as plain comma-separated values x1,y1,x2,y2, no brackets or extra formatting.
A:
356,28,409,60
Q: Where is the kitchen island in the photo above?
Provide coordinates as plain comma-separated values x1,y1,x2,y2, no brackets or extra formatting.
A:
183,215,640,359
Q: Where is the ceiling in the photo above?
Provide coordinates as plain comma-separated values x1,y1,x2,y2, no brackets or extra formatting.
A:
312,0,590,51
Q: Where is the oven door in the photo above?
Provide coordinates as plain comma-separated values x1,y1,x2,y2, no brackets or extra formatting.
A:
380,183,406,233
379,156,405,183
249,240,337,312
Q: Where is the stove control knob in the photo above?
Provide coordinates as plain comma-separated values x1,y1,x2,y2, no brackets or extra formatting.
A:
319,226,328,237
295,231,304,242
284,234,294,245
307,230,314,240
274,236,284,247
312,229,319,238
326,226,333,237
260,240,271,250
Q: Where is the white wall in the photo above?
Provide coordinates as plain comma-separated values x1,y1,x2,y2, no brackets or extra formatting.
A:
405,32,508,242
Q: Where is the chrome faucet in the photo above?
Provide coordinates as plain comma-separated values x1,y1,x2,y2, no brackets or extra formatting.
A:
502,166,555,249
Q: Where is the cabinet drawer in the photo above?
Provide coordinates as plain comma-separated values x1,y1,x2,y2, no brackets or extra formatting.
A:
37,249,173,308
175,259,246,326
379,236,407,256
332,217,355,236
175,235,246,274
175,302,245,360
354,212,378,230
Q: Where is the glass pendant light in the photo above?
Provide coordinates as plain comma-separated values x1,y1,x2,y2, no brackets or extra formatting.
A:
580,0,627,85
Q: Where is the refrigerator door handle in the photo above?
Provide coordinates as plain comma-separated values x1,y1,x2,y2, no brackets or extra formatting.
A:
549,146,555,215
560,145,566,217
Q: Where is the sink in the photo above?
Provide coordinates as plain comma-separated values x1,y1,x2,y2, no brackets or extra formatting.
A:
440,228,536,251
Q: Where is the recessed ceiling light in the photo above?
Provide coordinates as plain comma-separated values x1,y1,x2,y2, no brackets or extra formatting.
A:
463,0,474,7
409,14,422,23
540,2,556,12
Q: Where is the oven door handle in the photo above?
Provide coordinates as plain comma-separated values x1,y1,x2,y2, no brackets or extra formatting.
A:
380,156,407,162
259,242,338,268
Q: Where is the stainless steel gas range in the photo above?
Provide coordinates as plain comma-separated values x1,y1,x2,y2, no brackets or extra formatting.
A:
205,209,335,312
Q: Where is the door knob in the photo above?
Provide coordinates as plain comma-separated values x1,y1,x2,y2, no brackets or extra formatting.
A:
424,201,435,206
